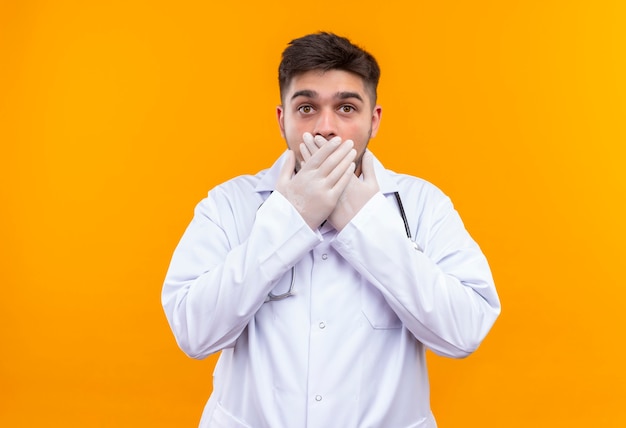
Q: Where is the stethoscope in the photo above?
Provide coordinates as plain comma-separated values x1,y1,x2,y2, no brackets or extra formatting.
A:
266,191,420,302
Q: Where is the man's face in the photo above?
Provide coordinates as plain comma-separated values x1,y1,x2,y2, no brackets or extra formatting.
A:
277,69,382,175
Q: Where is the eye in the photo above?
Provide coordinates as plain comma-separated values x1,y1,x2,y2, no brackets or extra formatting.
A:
298,105,314,114
340,105,355,113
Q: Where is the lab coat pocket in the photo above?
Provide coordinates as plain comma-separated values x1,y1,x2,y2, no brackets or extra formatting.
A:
361,282,402,329
209,402,253,428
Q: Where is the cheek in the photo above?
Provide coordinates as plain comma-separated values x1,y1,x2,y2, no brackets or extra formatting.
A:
284,121,300,136
282,126,304,158
282,117,304,139
348,124,373,149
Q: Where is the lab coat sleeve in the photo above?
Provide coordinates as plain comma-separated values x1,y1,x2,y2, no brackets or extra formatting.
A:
332,191,500,358
162,188,321,359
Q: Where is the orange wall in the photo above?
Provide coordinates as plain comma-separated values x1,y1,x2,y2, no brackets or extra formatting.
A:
1,0,625,426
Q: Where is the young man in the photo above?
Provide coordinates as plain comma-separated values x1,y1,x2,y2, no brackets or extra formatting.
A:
162,32,500,428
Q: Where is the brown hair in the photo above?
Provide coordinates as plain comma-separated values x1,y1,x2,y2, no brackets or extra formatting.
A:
278,32,381,105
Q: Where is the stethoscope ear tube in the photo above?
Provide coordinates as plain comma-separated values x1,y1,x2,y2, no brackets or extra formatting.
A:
393,191,412,240
394,191,422,252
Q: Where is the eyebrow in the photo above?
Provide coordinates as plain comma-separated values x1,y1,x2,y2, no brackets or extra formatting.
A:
291,90,317,100
336,91,364,102
290,90,364,103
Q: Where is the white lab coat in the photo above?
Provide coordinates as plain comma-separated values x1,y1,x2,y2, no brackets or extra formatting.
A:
162,150,500,428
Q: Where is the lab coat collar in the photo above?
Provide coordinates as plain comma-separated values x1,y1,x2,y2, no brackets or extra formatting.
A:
254,150,399,195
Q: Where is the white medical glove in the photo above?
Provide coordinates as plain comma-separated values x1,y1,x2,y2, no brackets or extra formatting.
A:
275,137,356,230
327,150,379,231
300,134,380,232
300,132,341,164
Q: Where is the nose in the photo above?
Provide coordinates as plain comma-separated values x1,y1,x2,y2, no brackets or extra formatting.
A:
313,109,337,140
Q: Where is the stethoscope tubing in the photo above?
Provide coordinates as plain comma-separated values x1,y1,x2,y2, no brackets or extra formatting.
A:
266,191,415,302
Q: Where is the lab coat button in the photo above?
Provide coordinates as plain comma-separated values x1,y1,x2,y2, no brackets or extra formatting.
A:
321,253,328,260
319,322,326,329
315,395,322,401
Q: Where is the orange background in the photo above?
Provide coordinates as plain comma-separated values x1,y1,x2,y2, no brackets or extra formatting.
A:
1,0,625,426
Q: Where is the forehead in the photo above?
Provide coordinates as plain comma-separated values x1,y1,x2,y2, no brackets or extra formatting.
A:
284,69,369,102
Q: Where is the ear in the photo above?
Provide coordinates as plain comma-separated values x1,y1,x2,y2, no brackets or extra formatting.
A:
369,105,382,138
276,105,286,139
